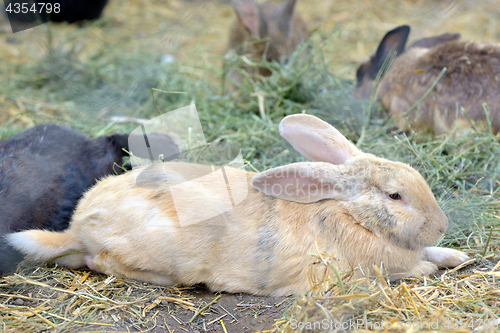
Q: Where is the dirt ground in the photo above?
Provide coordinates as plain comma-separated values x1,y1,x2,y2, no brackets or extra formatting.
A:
72,287,292,332
1,0,500,332
2,261,295,332
141,288,292,332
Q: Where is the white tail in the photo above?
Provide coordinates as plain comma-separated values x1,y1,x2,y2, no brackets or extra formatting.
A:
7,230,86,268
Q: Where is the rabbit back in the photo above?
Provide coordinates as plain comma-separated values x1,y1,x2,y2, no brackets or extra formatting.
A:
381,40,500,135
82,164,333,295
0,124,179,274
355,25,500,135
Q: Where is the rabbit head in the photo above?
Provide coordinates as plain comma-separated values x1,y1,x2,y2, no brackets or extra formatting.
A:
7,116,468,294
271,114,448,250
271,115,467,279
226,0,309,83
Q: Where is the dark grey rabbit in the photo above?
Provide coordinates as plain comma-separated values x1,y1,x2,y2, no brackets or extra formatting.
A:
225,0,309,90
0,123,180,274
5,0,109,24
356,25,500,136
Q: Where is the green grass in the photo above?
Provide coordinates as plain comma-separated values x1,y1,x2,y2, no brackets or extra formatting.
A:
1,25,499,250
1,23,499,332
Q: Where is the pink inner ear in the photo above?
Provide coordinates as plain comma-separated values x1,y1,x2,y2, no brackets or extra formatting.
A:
279,115,361,165
287,131,354,165
252,163,346,204
233,0,260,37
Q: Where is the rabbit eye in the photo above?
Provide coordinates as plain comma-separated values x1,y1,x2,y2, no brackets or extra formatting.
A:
389,192,402,200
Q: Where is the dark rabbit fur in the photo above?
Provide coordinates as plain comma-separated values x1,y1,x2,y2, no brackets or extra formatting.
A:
5,0,109,24
0,124,179,274
356,25,500,135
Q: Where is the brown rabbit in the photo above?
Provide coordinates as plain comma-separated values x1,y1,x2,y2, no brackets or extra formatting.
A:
225,0,309,89
356,25,500,136
7,115,469,296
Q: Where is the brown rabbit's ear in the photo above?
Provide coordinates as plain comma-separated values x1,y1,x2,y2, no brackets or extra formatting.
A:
252,162,350,203
279,0,297,35
232,0,261,37
279,114,361,165
408,32,461,49
368,25,410,79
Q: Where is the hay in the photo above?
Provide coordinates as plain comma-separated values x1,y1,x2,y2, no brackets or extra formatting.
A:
280,254,499,332
1,0,500,331
0,262,201,332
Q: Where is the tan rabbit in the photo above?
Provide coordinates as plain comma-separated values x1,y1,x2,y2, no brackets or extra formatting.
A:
225,0,309,90
355,25,500,136
7,115,469,296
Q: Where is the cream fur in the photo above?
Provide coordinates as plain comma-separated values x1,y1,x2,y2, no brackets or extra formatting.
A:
7,115,470,296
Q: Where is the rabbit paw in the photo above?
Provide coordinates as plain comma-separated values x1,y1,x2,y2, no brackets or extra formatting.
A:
411,260,439,277
424,247,470,268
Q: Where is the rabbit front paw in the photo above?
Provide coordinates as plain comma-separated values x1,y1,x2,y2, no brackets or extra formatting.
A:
411,260,439,277
423,247,470,268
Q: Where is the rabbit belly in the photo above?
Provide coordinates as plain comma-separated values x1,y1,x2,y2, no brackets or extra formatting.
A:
90,250,176,286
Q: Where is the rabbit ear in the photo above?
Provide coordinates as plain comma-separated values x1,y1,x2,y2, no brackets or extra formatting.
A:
279,114,361,165
232,0,261,37
279,0,297,34
252,162,350,203
408,32,461,49
370,25,410,77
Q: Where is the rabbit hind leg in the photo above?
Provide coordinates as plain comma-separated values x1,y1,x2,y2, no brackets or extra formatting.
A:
91,250,175,286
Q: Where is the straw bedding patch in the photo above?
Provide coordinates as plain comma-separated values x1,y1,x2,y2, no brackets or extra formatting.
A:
281,254,499,332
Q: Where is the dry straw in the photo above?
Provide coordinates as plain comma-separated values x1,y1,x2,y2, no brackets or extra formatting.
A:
1,0,500,331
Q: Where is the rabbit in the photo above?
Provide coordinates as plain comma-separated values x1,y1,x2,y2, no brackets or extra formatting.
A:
0,123,180,275
225,0,309,90
355,24,500,136
6,115,469,296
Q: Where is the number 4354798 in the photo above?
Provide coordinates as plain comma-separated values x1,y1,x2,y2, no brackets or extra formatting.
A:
5,2,61,14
